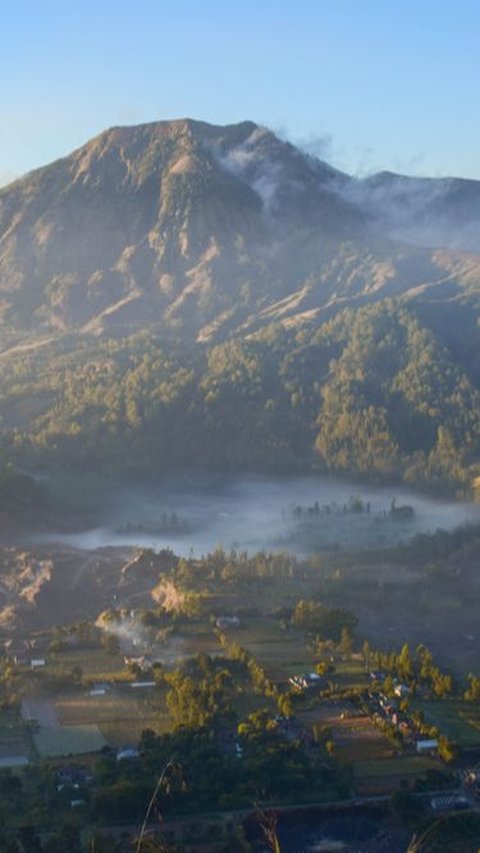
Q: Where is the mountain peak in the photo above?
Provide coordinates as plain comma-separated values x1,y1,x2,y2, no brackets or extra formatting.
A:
0,118,479,340
87,117,260,151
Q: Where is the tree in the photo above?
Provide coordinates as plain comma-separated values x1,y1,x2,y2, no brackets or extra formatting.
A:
339,628,353,658
464,673,480,702
397,643,413,680
437,736,458,764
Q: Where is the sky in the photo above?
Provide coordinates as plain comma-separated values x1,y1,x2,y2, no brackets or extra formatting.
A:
1,0,479,185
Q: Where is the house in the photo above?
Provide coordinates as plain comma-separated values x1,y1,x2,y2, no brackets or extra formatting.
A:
56,765,92,789
416,738,438,754
124,655,152,671
369,670,385,681
430,794,468,812
117,745,140,761
215,616,240,630
288,672,323,692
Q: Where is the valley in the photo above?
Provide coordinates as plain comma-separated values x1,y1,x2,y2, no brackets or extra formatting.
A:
1,118,480,850
1,518,480,849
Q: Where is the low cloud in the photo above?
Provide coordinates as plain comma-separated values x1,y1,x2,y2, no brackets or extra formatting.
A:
213,126,285,213
294,132,335,162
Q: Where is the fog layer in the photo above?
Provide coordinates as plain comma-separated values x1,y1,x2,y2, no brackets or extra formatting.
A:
35,474,480,556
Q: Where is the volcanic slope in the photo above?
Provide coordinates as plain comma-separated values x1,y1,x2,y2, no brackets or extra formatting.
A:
1,118,480,344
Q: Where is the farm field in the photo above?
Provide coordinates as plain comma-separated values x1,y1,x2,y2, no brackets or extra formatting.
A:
47,646,127,681
54,685,170,745
334,658,370,690
168,622,223,661
333,719,394,764
354,754,440,794
226,618,315,682
33,724,107,757
412,699,480,747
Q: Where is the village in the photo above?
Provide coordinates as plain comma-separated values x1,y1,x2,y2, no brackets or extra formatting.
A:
1,599,480,831
0,540,479,850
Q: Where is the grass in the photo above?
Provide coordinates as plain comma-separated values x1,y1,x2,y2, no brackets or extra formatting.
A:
413,699,480,747
48,646,126,680
99,717,168,745
354,755,438,779
54,685,170,746
228,618,313,681
334,659,369,690
33,724,107,757
335,738,394,763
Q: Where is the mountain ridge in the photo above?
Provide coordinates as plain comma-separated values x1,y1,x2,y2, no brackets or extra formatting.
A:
1,120,480,491
0,118,479,344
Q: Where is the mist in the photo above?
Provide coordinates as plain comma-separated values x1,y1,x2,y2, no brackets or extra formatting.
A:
330,171,480,253
34,473,480,557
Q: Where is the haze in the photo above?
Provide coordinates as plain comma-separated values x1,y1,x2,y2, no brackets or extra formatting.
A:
35,474,480,556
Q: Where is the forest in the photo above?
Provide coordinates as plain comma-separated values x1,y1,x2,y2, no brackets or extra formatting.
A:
1,298,480,499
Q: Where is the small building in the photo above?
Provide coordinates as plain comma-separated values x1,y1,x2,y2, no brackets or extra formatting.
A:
416,738,438,754
430,794,468,812
30,658,46,669
289,672,323,692
89,683,110,696
117,745,140,761
369,670,385,681
216,616,241,630
56,765,92,788
124,655,152,671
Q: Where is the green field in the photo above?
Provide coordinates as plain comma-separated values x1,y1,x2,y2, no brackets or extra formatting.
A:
354,754,439,779
48,646,126,681
33,724,107,757
335,736,394,763
54,685,170,746
334,658,369,690
227,618,314,681
414,700,480,747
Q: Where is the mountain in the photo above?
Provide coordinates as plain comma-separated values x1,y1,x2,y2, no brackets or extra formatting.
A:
1,118,479,344
1,119,480,493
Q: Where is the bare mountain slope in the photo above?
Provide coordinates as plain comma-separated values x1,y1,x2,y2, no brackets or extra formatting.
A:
0,119,479,342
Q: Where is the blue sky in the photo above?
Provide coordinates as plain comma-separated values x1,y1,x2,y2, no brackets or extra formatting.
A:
1,0,479,184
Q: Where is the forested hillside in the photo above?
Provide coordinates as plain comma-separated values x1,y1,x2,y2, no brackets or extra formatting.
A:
1,299,479,495
1,119,480,496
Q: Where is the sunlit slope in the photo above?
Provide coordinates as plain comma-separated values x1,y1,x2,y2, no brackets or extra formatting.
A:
1,119,480,491
0,299,479,495
0,119,479,342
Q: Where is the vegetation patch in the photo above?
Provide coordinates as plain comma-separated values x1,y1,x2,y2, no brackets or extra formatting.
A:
33,724,107,757
0,708,30,760
413,700,480,747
